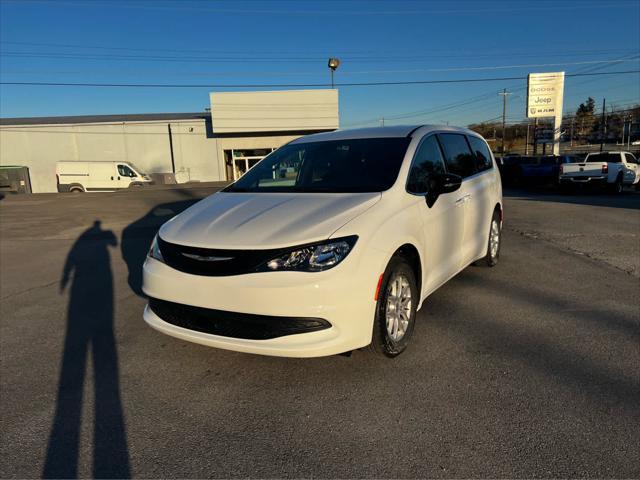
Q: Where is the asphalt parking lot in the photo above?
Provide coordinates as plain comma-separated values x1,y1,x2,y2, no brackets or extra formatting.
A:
1,185,639,478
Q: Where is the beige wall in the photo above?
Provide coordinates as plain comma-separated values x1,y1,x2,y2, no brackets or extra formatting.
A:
0,117,328,193
210,89,339,134
0,119,221,193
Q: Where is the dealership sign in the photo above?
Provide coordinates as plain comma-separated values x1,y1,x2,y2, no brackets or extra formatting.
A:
527,72,565,118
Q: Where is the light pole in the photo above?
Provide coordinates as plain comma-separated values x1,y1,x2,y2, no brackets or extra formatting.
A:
328,58,341,88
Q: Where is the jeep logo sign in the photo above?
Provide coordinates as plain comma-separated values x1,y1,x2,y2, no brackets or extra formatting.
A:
526,72,565,119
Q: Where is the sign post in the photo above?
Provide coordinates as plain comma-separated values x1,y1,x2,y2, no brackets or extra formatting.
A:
527,72,565,155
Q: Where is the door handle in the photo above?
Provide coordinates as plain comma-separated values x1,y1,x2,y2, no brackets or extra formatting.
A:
118,176,121,180
455,194,471,204
111,176,114,180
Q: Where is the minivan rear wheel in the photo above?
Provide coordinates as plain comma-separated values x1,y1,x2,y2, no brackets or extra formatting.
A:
367,255,418,357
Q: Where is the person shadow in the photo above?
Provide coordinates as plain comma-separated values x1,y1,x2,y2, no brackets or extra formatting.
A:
43,220,131,479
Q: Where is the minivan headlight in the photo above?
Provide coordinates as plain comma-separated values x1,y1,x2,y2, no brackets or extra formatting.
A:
148,234,164,263
261,236,357,272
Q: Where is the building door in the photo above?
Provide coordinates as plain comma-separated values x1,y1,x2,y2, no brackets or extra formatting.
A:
230,149,273,180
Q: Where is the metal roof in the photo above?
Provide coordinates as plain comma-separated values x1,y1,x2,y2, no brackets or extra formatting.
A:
0,112,209,126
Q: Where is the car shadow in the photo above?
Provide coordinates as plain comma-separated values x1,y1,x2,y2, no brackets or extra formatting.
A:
121,199,200,297
503,187,640,210
418,266,640,408
43,220,130,479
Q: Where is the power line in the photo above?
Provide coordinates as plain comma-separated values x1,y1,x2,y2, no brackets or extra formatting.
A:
5,51,638,66
3,58,637,78
6,0,638,15
0,40,631,59
1,70,638,89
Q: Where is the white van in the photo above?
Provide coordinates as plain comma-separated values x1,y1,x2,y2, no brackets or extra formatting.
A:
143,125,503,358
56,161,152,192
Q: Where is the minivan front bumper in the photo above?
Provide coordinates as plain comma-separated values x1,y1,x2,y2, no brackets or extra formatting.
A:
142,245,388,357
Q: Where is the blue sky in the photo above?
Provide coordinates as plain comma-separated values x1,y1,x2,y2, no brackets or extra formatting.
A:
1,0,639,127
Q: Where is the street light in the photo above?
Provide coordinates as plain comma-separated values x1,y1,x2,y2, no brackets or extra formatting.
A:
328,57,341,88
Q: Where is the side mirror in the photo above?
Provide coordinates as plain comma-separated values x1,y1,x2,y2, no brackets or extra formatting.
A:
436,173,462,194
425,173,462,207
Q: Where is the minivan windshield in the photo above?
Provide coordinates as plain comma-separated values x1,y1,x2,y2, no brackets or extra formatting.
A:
225,137,411,193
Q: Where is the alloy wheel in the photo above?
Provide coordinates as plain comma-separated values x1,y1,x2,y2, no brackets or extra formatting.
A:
385,274,412,341
490,219,500,259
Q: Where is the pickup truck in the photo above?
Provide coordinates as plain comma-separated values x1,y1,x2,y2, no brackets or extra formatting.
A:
559,151,639,193
499,155,580,186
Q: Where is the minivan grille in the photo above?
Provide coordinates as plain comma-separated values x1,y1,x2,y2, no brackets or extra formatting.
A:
149,298,331,340
158,236,283,276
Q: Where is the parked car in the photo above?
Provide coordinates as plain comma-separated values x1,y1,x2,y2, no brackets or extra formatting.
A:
559,151,639,193
500,155,580,186
522,155,581,184
56,161,152,192
498,155,530,186
142,126,503,358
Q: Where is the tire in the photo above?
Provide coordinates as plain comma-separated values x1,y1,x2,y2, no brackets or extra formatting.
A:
69,186,84,193
367,255,418,358
611,176,623,194
477,210,502,267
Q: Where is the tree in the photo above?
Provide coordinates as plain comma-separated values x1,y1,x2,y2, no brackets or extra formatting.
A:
576,97,595,116
575,97,596,141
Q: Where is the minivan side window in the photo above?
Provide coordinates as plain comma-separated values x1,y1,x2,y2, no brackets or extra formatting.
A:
407,136,446,194
437,133,477,178
467,135,493,172
625,153,637,164
118,164,136,177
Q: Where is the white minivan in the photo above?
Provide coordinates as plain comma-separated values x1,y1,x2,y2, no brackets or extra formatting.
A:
143,126,503,358
56,161,152,192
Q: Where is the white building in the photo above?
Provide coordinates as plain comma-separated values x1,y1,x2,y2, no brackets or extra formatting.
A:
0,89,339,193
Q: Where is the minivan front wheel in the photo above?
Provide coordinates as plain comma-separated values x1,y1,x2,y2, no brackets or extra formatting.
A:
368,256,418,357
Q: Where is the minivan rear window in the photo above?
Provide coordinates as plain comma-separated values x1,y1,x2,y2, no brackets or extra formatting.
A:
437,133,477,178
225,138,411,193
467,136,493,172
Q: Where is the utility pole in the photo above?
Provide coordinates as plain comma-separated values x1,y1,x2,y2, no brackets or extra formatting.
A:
499,88,512,154
533,118,539,155
525,123,530,155
570,118,575,147
622,114,632,147
380,117,385,127
600,98,606,152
